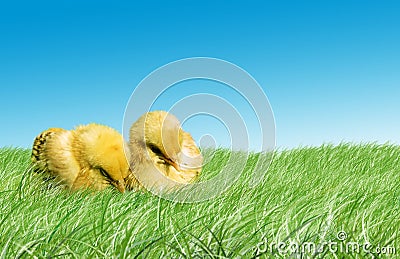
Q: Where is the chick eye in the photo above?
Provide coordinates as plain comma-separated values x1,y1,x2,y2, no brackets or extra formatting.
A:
148,144,163,156
99,168,110,178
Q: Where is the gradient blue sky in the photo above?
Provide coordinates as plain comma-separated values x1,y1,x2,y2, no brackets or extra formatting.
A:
1,0,399,149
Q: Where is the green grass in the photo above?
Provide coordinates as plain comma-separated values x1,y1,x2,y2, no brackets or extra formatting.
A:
0,143,399,258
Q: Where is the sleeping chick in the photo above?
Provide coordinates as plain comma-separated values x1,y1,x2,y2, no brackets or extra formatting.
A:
126,111,203,191
31,124,130,193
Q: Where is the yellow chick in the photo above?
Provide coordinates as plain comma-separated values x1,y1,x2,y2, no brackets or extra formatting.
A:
126,111,203,191
31,124,130,193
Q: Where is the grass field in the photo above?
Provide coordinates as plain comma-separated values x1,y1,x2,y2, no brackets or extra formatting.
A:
0,143,399,258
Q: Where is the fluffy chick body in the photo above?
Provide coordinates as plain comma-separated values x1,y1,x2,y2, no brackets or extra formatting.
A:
31,124,130,192
126,111,203,191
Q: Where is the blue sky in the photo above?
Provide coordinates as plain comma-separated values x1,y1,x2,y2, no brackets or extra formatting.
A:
0,0,399,149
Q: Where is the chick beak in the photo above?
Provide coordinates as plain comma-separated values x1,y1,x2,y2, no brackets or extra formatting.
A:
113,179,126,193
167,158,181,171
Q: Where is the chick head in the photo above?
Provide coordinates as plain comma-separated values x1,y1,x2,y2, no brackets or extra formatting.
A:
131,111,184,171
76,124,130,193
